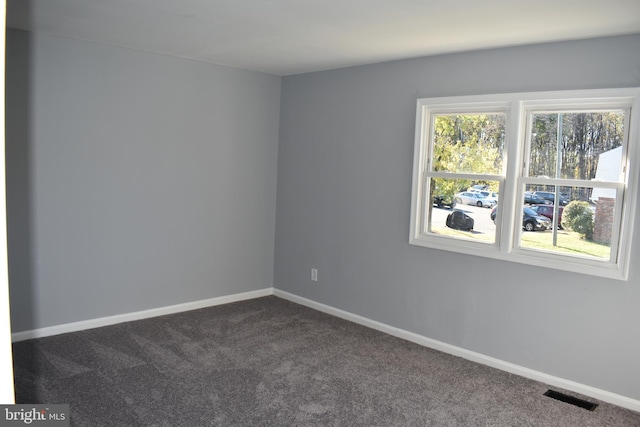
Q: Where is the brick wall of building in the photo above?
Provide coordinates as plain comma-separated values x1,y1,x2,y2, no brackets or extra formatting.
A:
593,197,615,245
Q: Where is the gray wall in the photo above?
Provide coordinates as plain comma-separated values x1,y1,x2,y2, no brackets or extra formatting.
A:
6,29,281,332
275,35,640,400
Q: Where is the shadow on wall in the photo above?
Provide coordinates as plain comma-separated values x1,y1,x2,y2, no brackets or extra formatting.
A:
5,24,36,333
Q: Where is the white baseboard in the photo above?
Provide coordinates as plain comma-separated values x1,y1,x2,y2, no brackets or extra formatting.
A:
273,289,640,413
11,287,274,342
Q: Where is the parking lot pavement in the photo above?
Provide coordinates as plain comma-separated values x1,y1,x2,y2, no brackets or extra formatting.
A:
430,203,496,234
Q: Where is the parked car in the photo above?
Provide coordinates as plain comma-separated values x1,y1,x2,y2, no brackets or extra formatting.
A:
470,184,489,191
432,195,456,209
530,204,564,229
454,191,497,208
490,206,551,231
523,207,552,231
446,210,474,231
469,189,498,202
524,191,550,205
533,191,569,206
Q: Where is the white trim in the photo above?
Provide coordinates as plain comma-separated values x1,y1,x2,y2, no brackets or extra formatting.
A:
273,289,640,413
0,0,15,404
11,288,274,342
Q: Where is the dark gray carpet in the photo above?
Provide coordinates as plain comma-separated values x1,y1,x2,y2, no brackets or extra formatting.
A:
12,296,640,426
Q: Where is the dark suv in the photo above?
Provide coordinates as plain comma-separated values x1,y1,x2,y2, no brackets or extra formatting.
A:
490,206,551,231
433,195,456,209
524,192,549,205
532,191,569,206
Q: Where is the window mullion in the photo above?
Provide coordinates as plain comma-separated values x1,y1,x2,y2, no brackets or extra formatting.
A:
496,101,524,255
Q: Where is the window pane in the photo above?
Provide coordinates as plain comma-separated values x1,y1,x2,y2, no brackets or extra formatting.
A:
432,114,505,174
428,177,499,244
528,111,626,180
518,184,618,261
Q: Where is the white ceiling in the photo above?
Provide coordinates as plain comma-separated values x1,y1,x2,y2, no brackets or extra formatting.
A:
7,0,640,76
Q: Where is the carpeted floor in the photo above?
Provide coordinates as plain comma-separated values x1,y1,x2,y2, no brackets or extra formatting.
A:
12,296,640,426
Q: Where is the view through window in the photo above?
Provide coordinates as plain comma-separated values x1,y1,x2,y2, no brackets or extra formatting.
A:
410,89,640,279
519,111,627,262
426,113,505,244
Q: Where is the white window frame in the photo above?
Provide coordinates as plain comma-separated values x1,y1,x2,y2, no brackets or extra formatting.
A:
410,88,640,281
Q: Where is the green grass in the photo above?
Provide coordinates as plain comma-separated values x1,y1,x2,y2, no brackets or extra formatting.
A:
519,229,611,259
431,226,495,242
431,227,611,259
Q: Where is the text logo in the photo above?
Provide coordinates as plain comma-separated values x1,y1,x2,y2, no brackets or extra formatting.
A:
0,405,69,426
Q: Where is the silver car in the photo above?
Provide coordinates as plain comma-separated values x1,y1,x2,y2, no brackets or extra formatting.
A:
454,191,497,208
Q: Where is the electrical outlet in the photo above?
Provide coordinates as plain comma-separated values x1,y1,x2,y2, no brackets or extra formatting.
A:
311,268,318,282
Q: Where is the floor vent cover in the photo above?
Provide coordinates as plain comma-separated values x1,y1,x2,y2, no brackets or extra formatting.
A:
544,390,598,411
